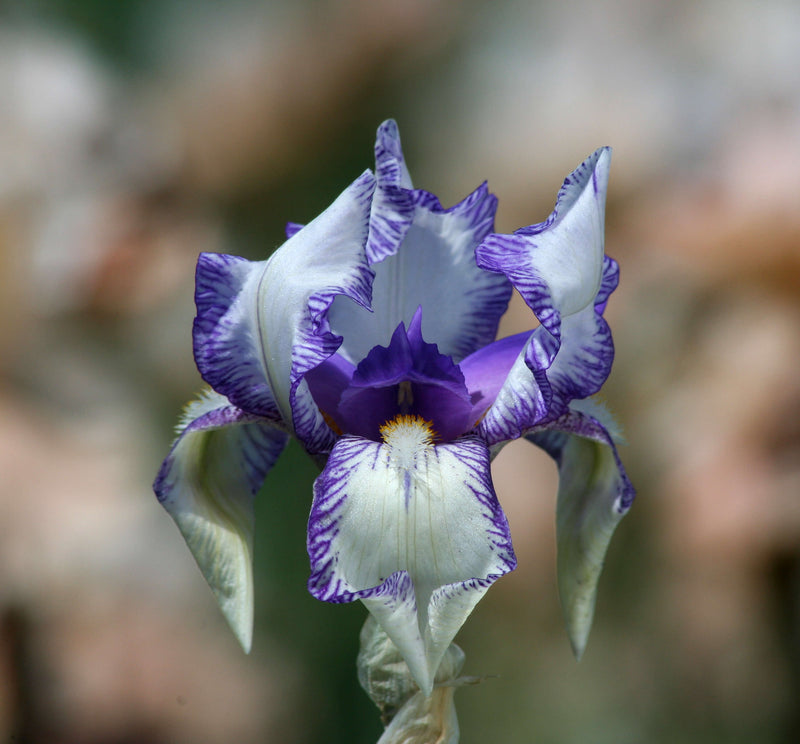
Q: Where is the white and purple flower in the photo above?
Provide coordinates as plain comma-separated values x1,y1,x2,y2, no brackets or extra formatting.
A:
154,120,634,695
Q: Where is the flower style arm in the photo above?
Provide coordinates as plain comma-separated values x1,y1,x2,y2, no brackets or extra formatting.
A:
153,391,289,651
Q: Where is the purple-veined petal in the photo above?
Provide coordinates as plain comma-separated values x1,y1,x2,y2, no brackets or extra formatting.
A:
193,170,376,453
328,121,512,366
365,119,416,265
475,148,615,437
475,276,617,445
526,398,634,659
474,333,550,445
595,254,620,313
194,253,280,418
307,430,515,694
542,291,616,416
153,390,289,652
374,119,414,191
478,148,611,324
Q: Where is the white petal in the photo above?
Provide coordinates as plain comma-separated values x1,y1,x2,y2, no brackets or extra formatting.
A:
478,147,611,319
154,391,288,651
328,121,510,364
308,431,515,694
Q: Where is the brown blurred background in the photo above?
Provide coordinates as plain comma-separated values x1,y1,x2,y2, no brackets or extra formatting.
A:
1,0,798,742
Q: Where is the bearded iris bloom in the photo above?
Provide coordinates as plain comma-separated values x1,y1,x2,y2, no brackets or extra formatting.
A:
154,120,634,696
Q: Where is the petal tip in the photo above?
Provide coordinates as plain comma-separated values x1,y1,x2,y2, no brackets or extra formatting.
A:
378,118,400,139
374,120,412,190
590,146,612,196
564,602,592,661
417,675,434,698
226,603,254,654
557,551,600,661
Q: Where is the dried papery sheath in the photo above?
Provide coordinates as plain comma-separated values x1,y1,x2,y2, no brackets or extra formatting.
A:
358,616,475,744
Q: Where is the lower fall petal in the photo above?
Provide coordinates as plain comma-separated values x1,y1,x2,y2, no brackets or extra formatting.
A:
526,400,634,659
153,391,288,652
307,430,515,694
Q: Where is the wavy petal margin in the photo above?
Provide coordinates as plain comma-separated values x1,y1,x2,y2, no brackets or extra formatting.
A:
193,171,376,453
307,434,515,694
480,147,611,322
329,120,511,366
475,148,615,440
526,399,634,658
153,391,288,651
367,119,416,264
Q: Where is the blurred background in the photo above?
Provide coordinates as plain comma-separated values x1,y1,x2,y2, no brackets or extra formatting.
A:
1,0,799,742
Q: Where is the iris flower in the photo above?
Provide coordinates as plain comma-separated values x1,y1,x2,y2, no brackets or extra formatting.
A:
154,120,633,695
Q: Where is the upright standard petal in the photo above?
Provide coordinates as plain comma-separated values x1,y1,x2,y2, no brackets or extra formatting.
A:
193,171,376,453
154,391,289,651
194,253,280,418
526,399,634,659
476,148,616,442
367,120,416,265
328,121,512,365
307,426,515,694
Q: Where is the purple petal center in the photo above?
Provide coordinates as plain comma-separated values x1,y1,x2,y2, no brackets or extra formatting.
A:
307,308,474,442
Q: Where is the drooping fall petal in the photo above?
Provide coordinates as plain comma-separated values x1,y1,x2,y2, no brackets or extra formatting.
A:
527,399,633,658
154,391,288,651
307,428,515,694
